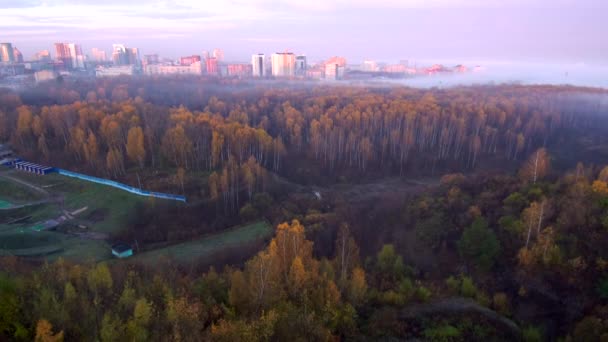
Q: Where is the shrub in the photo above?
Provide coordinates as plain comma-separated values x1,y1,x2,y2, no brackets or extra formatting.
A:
460,276,477,298
445,276,460,295
423,324,461,341
522,326,542,342
416,286,432,302
492,292,510,315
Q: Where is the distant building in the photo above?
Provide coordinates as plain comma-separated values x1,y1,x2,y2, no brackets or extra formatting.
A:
325,63,345,80
91,48,107,62
454,64,468,73
112,44,139,66
180,55,201,66
0,64,25,77
34,70,58,83
382,64,407,73
206,57,219,75
227,63,252,77
111,243,133,258
326,56,347,68
362,60,378,72
212,48,224,62
306,67,324,79
0,43,15,63
251,53,266,77
143,54,159,66
12,47,23,63
55,42,85,70
34,50,51,62
295,55,307,75
144,61,202,76
96,65,136,77
271,52,295,77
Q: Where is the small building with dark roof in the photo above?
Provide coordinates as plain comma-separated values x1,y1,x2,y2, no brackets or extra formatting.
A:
111,243,133,258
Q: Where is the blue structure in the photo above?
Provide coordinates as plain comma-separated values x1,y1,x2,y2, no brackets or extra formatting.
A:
56,169,187,203
13,161,55,175
111,243,133,258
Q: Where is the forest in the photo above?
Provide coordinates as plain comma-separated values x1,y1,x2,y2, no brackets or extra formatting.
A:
1,78,608,341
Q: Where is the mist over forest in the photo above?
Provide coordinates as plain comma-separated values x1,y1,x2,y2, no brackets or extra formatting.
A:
1,77,608,341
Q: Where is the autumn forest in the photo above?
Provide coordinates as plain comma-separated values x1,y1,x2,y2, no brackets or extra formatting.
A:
1,77,608,341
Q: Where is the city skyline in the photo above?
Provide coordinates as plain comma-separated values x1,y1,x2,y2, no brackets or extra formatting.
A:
1,0,607,65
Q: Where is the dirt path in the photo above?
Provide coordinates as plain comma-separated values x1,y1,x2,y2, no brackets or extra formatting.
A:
0,172,51,197
399,297,521,339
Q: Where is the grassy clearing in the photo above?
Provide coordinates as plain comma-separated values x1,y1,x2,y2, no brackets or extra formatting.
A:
6,172,151,234
0,229,111,261
0,178,43,202
132,221,273,265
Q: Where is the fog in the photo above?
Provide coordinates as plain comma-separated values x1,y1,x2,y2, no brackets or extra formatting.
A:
394,62,608,89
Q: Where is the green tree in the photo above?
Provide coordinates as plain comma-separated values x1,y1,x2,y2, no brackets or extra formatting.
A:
458,217,501,271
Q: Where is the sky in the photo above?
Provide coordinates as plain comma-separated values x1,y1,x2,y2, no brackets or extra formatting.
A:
1,0,607,65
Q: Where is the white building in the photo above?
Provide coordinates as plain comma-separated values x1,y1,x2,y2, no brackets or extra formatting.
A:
271,52,295,77
251,54,265,77
34,70,57,83
362,60,378,72
96,65,136,77
144,61,203,76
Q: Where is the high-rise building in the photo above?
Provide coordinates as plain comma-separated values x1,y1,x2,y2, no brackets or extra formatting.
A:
251,54,265,77
127,48,140,66
227,64,252,77
325,63,345,81
295,55,307,75
0,43,15,63
206,57,218,75
91,48,107,62
112,44,139,66
271,52,295,77
12,47,23,63
180,55,201,66
202,51,210,60
212,48,224,62
143,54,159,66
54,43,85,70
34,50,51,62
362,60,378,72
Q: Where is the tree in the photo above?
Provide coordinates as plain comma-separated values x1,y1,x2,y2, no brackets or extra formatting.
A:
458,217,501,271
519,148,550,183
348,267,367,305
334,223,360,286
35,320,64,342
175,167,186,194
126,126,146,168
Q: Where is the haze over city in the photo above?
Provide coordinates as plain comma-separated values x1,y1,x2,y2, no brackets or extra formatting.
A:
2,0,607,64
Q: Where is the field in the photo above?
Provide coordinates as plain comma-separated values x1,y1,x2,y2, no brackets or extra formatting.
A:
0,169,273,265
0,169,150,261
131,220,273,266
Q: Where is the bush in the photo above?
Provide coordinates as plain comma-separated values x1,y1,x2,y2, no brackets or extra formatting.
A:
238,203,259,221
423,324,461,341
597,277,608,299
492,292,510,315
522,326,542,342
460,276,477,298
445,276,460,295
416,286,432,302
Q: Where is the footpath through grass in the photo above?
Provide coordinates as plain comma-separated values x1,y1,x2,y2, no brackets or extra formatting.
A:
132,221,273,265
